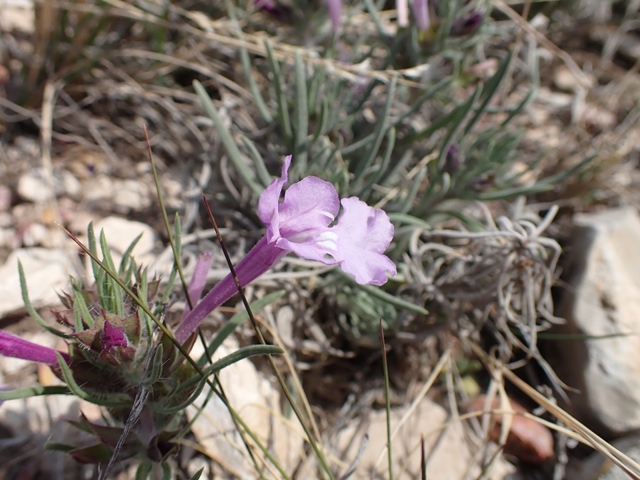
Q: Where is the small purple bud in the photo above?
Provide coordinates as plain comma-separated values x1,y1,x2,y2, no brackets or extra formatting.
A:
255,0,277,11
326,0,342,31
444,144,461,174
101,320,127,351
411,0,430,32
472,174,494,192
450,9,484,36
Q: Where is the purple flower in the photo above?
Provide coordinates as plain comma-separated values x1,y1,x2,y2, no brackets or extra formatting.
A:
174,156,396,344
411,0,430,32
0,330,70,366
255,0,277,11
326,0,342,31
450,8,484,36
397,0,409,27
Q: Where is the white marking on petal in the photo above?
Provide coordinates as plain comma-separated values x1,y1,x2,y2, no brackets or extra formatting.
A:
317,239,338,251
317,231,339,242
318,210,335,221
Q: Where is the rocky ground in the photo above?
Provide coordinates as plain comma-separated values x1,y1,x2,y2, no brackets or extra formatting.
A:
3,0,640,479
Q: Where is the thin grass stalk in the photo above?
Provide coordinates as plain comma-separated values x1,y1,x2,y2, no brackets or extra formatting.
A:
380,319,393,480
145,126,193,311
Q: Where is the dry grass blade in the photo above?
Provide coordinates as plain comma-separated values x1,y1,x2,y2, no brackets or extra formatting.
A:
502,368,640,480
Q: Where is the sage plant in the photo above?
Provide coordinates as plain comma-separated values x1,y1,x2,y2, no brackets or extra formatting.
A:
0,155,396,471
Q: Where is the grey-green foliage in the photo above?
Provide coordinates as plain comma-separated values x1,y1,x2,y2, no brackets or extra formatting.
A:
200,0,594,339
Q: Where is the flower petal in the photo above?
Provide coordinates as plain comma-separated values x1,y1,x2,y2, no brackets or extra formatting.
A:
328,197,396,285
279,177,340,237
411,0,430,32
326,0,342,31
258,155,291,242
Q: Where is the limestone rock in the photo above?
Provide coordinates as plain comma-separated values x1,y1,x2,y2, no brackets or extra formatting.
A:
550,207,640,436
83,176,152,213
17,168,81,202
0,248,76,318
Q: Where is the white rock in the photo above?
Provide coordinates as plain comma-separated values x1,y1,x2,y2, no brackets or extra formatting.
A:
187,337,301,479
333,398,517,480
0,0,34,33
82,176,153,213
17,168,82,202
22,223,50,247
83,175,114,205
0,228,17,249
551,207,640,435
112,179,152,213
17,170,52,203
0,248,76,318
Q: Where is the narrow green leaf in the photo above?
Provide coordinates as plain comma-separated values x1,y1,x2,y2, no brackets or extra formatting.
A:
18,261,70,338
239,47,273,123
540,154,596,186
87,222,103,297
135,461,154,480
477,183,553,201
340,273,428,315
392,77,450,128
294,51,308,171
358,126,396,198
99,229,118,275
463,50,513,136
310,96,329,149
72,295,84,332
340,132,375,156
240,135,272,188
353,77,397,184
99,230,123,316
363,0,390,43
182,345,283,393
143,344,164,386
152,373,207,413
0,385,70,401
118,231,143,276
73,281,94,328
387,213,431,230
400,166,427,214
44,442,75,453
264,40,293,148
436,84,482,171
193,80,263,195
307,63,326,115
161,463,172,480
188,467,205,480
